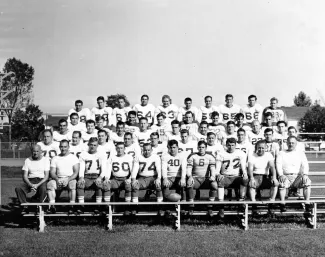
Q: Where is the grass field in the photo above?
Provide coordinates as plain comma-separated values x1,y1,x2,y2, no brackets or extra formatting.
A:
1,155,325,257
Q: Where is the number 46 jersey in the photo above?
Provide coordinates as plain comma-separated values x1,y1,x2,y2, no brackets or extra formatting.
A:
79,151,107,177
217,149,246,177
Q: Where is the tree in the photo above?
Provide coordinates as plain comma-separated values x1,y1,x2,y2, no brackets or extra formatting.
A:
293,91,312,107
1,58,35,141
299,104,325,140
11,104,44,143
106,94,130,109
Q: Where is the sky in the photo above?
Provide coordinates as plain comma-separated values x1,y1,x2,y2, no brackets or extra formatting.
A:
1,0,325,114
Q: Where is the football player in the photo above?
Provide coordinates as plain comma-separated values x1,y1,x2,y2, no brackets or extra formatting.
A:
112,96,132,124
110,121,126,144
134,117,153,148
236,128,253,160
235,113,252,133
262,97,288,126
53,119,72,142
224,121,238,142
241,95,263,124
206,132,224,157
95,116,112,134
150,113,171,143
37,130,60,160
264,128,280,159
68,100,91,123
97,129,116,159
197,95,219,123
192,121,209,142
82,120,98,143
178,129,198,157
286,126,305,152
150,132,168,157
180,111,199,136
125,111,140,134
91,96,112,127
208,111,226,134
218,94,242,123
166,120,182,141
133,94,156,126
275,121,288,150
69,131,87,158
261,112,277,133
124,132,141,159
155,95,178,124
247,120,264,145
67,113,86,133
177,97,199,122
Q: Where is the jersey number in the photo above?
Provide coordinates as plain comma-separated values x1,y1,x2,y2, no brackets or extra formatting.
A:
112,162,130,172
167,159,180,166
85,160,100,170
139,162,156,172
222,158,240,170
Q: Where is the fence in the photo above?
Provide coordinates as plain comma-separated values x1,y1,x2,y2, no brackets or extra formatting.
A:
0,142,35,159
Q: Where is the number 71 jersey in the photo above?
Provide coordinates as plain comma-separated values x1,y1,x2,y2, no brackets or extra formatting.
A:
79,151,107,177
217,149,246,176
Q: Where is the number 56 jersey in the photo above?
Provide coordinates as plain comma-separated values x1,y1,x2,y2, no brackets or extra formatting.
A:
217,149,246,177
107,154,134,179
79,151,107,177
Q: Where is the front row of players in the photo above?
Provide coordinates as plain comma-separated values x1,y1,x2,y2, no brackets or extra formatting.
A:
16,135,311,217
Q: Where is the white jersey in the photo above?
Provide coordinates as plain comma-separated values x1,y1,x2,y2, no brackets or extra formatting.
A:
177,106,199,121
107,154,134,178
218,149,246,177
37,141,60,159
274,132,288,151
151,142,168,157
248,130,264,145
50,154,79,178
151,124,172,142
242,104,263,123
235,141,253,160
155,104,179,123
110,132,124,144
67,122,86,133
79,151,107,177
161,152,187,178
166,132,181,142
207,123,226,134
178,140,198,157
98,141,116,159
276,150,309,175
192,132,208,142
125,124,140,134
69,143,87,158
53,131,72,142
265,141,280,159
68,108,91,123
91,107,112,126
180,122,199,136
248,152,273,175
134,130,153,147
82,130,98,143
22,157,50,179
283,141,305,152
206,143,224,158
112,107,132,123
133,104,156,124
218,104,242,123
125,143,142,159
263,107,287,125
225,132,237,141
134,154,161,178
197,106,219,123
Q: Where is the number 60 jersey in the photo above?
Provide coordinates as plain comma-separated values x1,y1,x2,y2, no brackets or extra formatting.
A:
217,149,246,177
107,154,134,178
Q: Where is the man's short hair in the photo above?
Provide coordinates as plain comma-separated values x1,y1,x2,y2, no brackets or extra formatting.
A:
235,113,244,120
139,117,148,123
237,128,246,134
255,140,266,150
270,97,278,103
277,120,287,126
75,100,83,105
141,94,149,100
162,95,171,102
98,129,108,136
264,128,273,134
184,97,192,102
211,111,219,118
204,95,212,101
97,96,105,102
198,140,207,147
88,137,98,144
70,112,79,119
248,95,257,100
227,121,236,127
171,120,180,126
73,131,82,138
264,112,273,118
128,110,137,117
115,141,125,147
86,119,95,126
207,132,216,137
168,139,178,148
150,132,159,138
95,116,104,122
287,135,298,141
124,132,133,138
225,94,233,99
157,113,166,119
199,121,208,127
226,138,237,145
180,129,189,135
288,126,297,132
43,129,53,136
60,139,69,146
58,119,67,125
143,143,151,149
116,121,125,127
184,111,193,117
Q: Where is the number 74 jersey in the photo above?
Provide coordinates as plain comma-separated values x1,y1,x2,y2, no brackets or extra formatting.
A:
217,149,246,176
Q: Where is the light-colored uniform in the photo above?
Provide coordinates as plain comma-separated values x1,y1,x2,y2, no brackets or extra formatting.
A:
79,151,107,177
218,149,246,177
112,107,132,123
248,130,264,145
187,153,216,177
150,124,172,142
125,143,142,159
107,154,134,179
91,107,113,127
68,108,91,123
134,130,153,147
67,122,86,133
235,141,253,160
82,130,98,143
218,104,242,123
134,154,161,178
151,142,168,157
242,104,263,124
263,107,287,125
180,122,199,136
97,141,116,159
155,104,179,124
133,104,156,124
53,131,72,142
178,140,198,157
206,143,224,158
69,143,87,158
37,141,60,159
248,152,273,175
166,132,181,142
161,153,187,178
197,106,219,123
177,106,199,122
265,141,280,159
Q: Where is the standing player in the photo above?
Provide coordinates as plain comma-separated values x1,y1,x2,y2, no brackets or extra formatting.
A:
112,96,132,124
134,117,152,148
247,120,264,146
91,96,112,127
69,131,87,158
197,96,219,123
82,120,98,143
37,130,60,159
46,140,79,214
263,97,288,126
151,113,171,143
235,113,252,133
224,121,238,141
150,132,168,157
241,95,263,124
77,137,108,214
155,95,178,124
178,130,198,157
177,97,199,122
264,128,280,159
97,130,116,159
192,121,209,142
53,119,72,142
110,121,126,144
286,126,305,152
166,120,182,142
275,121,288,150
95,116,112,134
208,112,226,134
124,132,142,159
236,128,253,160
68,100,91,123
133,95,156,126
180,111,199,137
218,94,242,124
125,111,140,134
261,112,277,133
67,113,86,133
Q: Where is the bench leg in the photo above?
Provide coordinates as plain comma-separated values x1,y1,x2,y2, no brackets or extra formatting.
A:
106,205,113,230
38,206,45,233
244,204,248,230
313,203,317,229
175,204,180,231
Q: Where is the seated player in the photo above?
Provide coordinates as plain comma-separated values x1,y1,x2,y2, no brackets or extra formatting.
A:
248,140,278,207
224,121,238,142
134,117,153,148
161,140,187,203
180,111,199,136
207,111,226,134
68,99,91,123
95,116,112,133
218,94,242,124
133,94,156,126
264,128,280,159
206,132,224,157
37,129,60,160
125,110,140,134
103,142,133,205
53,119,72,142
110,121,126,144
15,145,50,213
186,140,216,215
124,132,141,159
263,97,288,126
286,126,305,152
150,113,171,143
155,95,178,124
192,121,209,142
247,120,264,146
235,113,251,133
213,138,248,218
177,97,199,122
275,120,288,150
197,95,218,123
178,129,198,157
131,143,162,206
241,95,263,124
166,120,182,141
276,136,311,212
69,131,87,158
97,129,116,159
91,96,112,127
150,132,168,157
67,113,86,133
112,96,132,124
261,112,277,133
82,119,98,143
47,140,79,214
77,137,108,214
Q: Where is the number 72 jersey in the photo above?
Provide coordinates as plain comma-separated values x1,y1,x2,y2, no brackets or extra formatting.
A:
217,149,246,176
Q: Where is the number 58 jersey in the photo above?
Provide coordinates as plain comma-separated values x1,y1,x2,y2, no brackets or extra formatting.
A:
79,151,107,177
217,149,246,177
107,154,134,179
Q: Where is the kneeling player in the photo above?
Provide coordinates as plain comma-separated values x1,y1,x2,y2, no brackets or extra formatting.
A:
131,143,162,206
276,136,311,212
213,138,248,218
77,137,107,214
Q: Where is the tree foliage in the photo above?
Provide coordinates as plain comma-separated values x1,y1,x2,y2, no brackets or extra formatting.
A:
11,104,44,142
106,94,130,109
293,91,312,107
299,104,325,135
